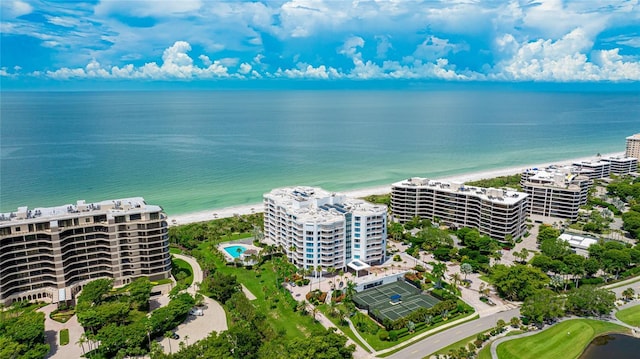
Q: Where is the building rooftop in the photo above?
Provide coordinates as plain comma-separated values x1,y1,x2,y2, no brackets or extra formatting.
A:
559,232,599,250
392,177,527,205
264,186,386,223
0,197,161,224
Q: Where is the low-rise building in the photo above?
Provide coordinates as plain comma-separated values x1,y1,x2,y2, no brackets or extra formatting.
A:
603,156,638,175
572,159,611,179
391,178,529,241
0,198,171,305
263,187,387,272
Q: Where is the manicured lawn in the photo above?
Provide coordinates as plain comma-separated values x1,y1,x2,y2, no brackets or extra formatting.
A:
59,329,69,345
615,304,640,326
317,304,370,352
171,257,194,286
496,319,629,359
198,241,324,340
50,308,75,323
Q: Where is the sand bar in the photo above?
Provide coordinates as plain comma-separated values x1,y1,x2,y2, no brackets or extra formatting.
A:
168,152,624,227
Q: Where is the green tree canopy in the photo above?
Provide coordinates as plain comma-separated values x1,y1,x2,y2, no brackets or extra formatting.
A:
565,286,616,317
490,264,549,301
521,289,565,325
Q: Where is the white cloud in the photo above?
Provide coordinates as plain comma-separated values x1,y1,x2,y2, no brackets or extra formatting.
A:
412,36,469,62
2,0,33,18
238,63,252,75
44,41,233,80
491,28,640,81
279,63,340,79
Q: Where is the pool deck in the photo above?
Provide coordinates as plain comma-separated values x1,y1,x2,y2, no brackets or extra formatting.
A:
218,239,262,264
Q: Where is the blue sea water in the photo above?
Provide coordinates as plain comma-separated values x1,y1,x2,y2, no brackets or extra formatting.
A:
1,89,638,215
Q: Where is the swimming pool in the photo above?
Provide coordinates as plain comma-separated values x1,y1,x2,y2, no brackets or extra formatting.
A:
223,245,247,258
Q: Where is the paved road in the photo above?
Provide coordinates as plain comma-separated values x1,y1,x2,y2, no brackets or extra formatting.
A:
386,308,520,359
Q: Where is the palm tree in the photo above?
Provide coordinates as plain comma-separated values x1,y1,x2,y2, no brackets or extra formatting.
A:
345,280,356,302
450,272,462,290
184,334,190,346
327,266,336,289
164,331,174,354
622,288,635,302
338,269,345,288
312,306,319,321
316,265,323,291
460,263,473,281
76,333,87,355
431,262,446,289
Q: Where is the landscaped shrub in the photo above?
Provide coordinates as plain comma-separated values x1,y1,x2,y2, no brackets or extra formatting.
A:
378,329,389,341
389,330,399,341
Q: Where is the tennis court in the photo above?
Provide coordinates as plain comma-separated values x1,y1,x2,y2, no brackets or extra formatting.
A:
353,280,441,322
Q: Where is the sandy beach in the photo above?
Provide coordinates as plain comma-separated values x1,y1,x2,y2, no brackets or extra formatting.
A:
168,152,624,226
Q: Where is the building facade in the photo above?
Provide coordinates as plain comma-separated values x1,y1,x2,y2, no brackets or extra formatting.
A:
391,178,529,241
603,156,638,175
263,187,387,272
0,198,171,305
626,134,640,159
520,166,592,221
572,160,611,179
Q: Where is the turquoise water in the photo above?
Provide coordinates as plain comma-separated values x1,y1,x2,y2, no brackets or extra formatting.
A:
1,90,638,214
223,245,247,258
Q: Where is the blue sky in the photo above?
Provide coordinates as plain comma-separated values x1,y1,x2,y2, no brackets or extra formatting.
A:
1,0,639,88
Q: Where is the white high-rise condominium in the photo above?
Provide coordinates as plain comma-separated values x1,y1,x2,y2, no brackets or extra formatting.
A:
521,166,592,221
0,198,171,306
263,187,387,272
626,133,640,159
391,178,529,241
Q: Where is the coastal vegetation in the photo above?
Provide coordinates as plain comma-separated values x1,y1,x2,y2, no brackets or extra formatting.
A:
496,319,629,359
0,302,49,359
363,193,391,206
465,174,522,190
607,175,640,239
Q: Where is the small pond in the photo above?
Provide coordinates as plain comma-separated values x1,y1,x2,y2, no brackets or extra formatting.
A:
579,333,640,359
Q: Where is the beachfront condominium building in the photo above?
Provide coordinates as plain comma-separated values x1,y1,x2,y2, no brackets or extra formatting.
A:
391,178,529,241
603,156,638,175
0,198,171,306
626,134,640,159
520,166,592,221
263,187,387,272
572,159,611,179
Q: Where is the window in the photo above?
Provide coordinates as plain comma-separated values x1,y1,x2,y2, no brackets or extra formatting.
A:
306,254,314,259
306,242,313,247
130,213,141,221
306,248,314,253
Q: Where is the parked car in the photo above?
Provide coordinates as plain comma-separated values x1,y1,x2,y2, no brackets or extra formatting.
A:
171,332,180,340
189,308,204,316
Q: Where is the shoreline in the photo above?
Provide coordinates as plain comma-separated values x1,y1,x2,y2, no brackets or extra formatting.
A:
168,152,624,227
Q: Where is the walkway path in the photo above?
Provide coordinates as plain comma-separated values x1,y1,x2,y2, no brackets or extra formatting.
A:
39,304,84,359
158,254,227,354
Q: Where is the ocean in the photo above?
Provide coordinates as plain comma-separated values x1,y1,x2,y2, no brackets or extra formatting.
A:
1,89,638,215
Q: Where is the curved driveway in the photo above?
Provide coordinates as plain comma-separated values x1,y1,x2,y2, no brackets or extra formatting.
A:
157,254,227,353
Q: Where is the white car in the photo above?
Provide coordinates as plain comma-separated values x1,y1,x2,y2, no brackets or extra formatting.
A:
189,308,204,316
